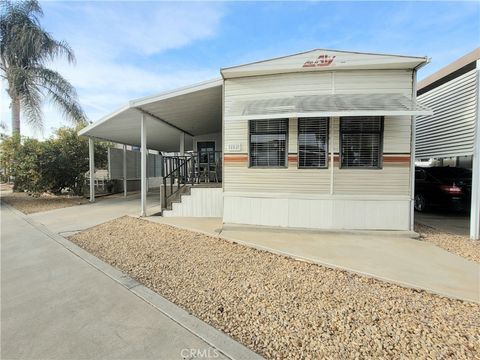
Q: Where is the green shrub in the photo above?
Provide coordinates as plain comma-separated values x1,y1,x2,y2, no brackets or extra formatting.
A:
0,125,110,195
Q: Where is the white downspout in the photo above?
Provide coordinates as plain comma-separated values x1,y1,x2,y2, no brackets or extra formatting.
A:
410,69,418,232
330,72,335,195
140,113,147,217
89,137,95,203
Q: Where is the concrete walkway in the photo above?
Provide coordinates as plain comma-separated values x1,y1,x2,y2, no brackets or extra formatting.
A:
151,217,480,303
1,204,259,360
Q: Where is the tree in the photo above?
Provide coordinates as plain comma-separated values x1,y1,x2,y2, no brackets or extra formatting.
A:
0,0,86,135
0,124,110,195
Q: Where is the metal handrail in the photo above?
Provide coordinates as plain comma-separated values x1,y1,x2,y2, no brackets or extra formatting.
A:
161,150,222,212
161,155,195,210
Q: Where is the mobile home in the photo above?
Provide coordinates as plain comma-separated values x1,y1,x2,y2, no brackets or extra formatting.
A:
79,49,432,231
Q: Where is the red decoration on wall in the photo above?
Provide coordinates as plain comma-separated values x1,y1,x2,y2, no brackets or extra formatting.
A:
303,54,336,68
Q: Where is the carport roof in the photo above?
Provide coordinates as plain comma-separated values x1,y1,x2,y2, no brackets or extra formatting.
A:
79,78,223,152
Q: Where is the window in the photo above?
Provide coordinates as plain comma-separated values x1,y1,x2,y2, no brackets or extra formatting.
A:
298,117,329,168
249,119,288,167
340,116,383,169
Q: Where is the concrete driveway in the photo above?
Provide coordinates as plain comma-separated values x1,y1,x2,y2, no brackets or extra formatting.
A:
27,192,162,236
1,203,258,360
415,210,470,236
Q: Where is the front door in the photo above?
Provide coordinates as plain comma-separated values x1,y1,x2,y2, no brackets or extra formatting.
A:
197,141,215,164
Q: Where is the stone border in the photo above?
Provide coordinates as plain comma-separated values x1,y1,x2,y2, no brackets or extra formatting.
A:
3,203,262,360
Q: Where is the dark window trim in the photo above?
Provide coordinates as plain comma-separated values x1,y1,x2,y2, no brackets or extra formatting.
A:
339,116,384,170
297,117,329,169
248,118,289,169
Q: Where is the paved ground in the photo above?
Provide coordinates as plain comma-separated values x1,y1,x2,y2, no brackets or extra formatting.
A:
150,217,480,303
415,210,470,236
27,192,162,236
1,203,251,360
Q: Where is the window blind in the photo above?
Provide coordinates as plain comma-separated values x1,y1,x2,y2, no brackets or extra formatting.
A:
249,119,288,167
340,116,383,169
298,117,329,168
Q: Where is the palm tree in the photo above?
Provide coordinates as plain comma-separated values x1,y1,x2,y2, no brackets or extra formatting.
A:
0,0,86,135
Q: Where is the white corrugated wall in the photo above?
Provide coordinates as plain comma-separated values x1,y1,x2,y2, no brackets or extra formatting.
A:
416,69,478,158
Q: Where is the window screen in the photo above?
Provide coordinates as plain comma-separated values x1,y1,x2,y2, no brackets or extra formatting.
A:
340,116,383,169
249,119,288,167
298,117,329,168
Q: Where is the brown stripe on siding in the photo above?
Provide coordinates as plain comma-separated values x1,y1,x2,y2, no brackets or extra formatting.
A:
383,155,411,163
288,155,298,162
224,154,248,164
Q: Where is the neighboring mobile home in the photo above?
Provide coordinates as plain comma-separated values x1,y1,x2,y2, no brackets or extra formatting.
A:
79,49,432,231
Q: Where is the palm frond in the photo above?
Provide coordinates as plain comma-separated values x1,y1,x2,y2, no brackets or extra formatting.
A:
33,67,86,124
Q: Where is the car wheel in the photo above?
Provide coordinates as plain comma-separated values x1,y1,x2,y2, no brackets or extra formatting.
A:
414,194,427,212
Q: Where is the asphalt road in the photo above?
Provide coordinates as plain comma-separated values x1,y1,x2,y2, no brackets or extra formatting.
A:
1,203,230,360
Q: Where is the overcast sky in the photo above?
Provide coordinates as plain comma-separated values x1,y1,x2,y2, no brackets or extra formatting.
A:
1,0,479,138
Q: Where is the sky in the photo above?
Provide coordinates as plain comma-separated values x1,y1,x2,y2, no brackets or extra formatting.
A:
1,0,479,138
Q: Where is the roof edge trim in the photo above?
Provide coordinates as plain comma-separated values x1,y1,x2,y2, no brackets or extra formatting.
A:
221,48,428,74
131,78,223,107
78,103,132,137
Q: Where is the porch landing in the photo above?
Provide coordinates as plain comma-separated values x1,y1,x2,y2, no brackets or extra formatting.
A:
147,216,479,303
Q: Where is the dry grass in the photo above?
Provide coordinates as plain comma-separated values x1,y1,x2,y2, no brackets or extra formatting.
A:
0,185,87,214
70,216,479,360
416,223,480,263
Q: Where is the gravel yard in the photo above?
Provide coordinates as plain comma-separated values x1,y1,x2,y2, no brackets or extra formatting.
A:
0,190,87,214
416,223,480,263
70,216,479,360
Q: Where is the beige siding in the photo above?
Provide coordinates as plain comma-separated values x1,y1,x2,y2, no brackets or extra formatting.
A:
223,69,413,200
224,166,332,194
224,70,412,118
289,118,298,152
334,71,412,94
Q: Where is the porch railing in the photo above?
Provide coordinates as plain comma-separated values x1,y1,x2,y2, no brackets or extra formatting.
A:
160,150,222,211
162,155,194,210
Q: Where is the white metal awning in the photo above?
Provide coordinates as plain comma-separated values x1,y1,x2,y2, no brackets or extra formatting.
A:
79,79,223,152
228,93,433,120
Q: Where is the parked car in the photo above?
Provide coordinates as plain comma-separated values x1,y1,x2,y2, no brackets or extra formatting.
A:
414,166,472,212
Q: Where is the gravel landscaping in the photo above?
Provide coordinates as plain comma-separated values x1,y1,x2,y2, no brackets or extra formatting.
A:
416,223,480,263
0,190,88,214
69,216,479,360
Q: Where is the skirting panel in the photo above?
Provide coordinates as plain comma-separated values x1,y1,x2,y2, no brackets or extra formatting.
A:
164,188,223,217
223,196,410,230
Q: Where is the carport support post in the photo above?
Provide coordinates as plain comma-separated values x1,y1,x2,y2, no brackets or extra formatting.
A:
472,150,480,240
123,144,127,197
88,137,95,203
140,114,147,217
179,132,185,155
470,61,480,240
